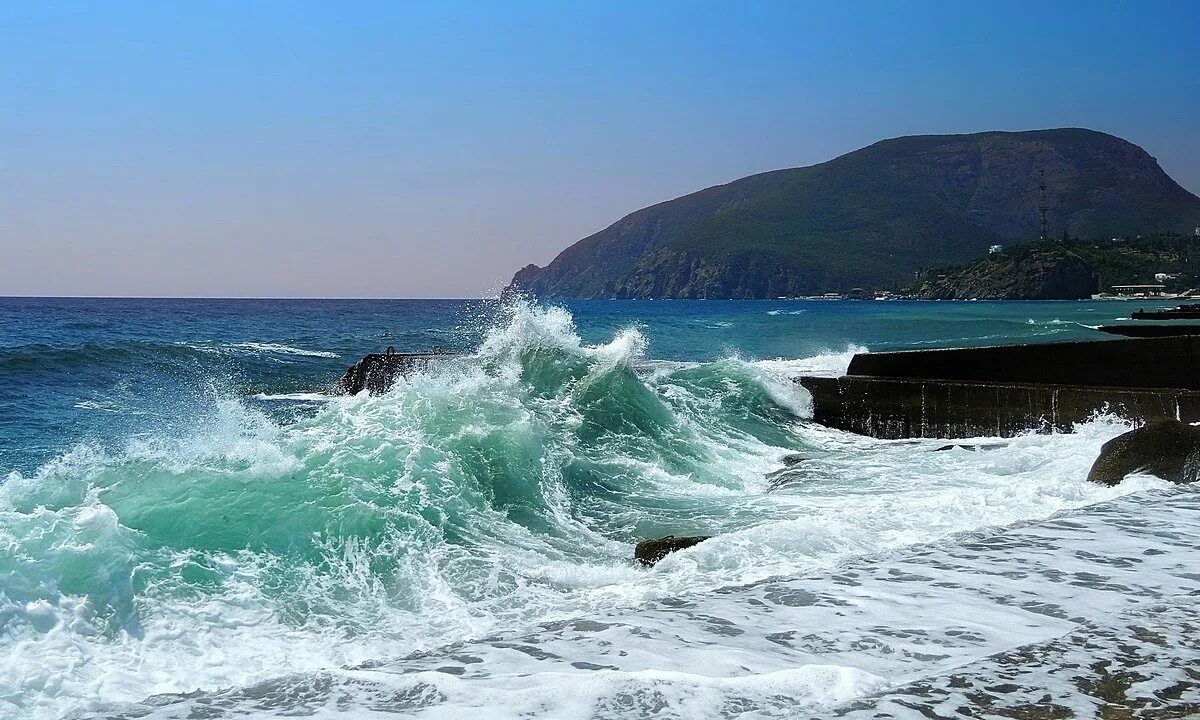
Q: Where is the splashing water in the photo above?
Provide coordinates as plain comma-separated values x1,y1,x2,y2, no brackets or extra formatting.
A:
0,300,1187,719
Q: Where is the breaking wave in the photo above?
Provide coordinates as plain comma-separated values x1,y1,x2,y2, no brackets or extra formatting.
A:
0,301,1152,719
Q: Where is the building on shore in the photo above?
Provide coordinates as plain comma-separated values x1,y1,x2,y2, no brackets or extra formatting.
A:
1112,284,1166,297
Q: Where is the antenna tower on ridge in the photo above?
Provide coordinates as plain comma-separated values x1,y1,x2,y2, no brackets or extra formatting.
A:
1038,168,1049,241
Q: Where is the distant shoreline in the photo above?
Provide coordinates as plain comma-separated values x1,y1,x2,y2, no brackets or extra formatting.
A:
0,295,1183,302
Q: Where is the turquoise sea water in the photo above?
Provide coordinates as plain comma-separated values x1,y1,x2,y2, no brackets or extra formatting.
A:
0,297,1194,719
0,297,1146,474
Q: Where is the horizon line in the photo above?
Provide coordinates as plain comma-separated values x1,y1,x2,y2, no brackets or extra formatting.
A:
0,295,504,301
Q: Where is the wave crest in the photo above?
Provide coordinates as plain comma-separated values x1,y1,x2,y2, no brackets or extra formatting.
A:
0,300,1153,720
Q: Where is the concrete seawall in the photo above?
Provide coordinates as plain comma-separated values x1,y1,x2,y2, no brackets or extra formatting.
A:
845,336,1200,389
797,337,1200,439
799,376,1200,439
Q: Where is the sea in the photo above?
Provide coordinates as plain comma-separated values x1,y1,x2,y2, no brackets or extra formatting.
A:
1,297,1196,719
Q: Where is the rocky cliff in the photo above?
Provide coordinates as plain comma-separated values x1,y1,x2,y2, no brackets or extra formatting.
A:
915,246,1099,300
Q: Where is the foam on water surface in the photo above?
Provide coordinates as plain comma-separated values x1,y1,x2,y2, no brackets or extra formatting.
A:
0,300,1196,719
67,482,1199,719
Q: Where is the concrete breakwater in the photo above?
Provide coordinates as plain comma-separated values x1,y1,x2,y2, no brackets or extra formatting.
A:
798,337,1200,439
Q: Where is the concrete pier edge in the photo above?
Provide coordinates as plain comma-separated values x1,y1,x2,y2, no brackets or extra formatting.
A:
797,337,1200,439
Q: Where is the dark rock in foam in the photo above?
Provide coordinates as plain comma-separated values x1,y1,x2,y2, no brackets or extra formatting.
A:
1087,420,1200,486
933,443,1007,452
765,455,809,490
635,535,711,566
338,350,454,395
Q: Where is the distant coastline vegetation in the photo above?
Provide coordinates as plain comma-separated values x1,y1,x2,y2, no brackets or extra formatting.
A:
912,232,1200,300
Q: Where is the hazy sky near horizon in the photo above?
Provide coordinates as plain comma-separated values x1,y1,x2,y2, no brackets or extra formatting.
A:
3,1,1198,298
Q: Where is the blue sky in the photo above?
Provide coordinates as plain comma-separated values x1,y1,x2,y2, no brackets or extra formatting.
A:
2,1,1198,297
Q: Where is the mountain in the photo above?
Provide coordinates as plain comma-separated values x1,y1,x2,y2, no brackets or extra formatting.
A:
509,129,1200,299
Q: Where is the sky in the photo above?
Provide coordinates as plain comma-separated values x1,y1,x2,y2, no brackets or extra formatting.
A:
2,1,1198,298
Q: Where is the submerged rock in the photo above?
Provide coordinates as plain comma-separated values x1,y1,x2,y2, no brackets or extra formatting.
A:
766,461,806,491
1087,420,1200,486
765,468,805,491
933,443,1007,452
634,535,711,566
765,454,818,490
338,349,453,395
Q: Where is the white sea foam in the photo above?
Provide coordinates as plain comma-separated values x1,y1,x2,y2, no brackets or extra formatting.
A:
325,663,891,720
180,341,339,358
73,399,118,412
1,303,1192,720
1027,318,1100,330
70,478,1197,720
753,344,866,378
232,342,340,358
251,392,331,402
2,413,1151,719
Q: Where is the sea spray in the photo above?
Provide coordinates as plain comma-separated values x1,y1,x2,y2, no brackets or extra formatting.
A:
0,300,1163,720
